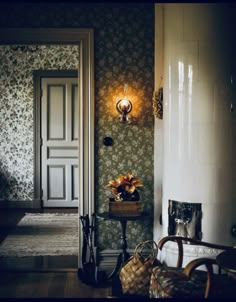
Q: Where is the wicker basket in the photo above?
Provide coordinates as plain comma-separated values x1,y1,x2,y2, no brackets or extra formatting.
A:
109,200,142,216
119,240,159,296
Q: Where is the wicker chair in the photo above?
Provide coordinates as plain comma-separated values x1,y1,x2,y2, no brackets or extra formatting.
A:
149,235,236,298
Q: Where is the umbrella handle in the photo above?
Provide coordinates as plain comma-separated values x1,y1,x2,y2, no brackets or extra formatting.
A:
80,216,88,266
80,214,96,265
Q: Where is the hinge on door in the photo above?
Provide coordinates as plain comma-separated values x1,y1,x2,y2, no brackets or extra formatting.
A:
40,138,43,146
41,189,43,198
40,89,43,99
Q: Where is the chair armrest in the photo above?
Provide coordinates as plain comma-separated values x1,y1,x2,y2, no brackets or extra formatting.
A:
157,236,186,268
157,235,233,269
157,235,233,251
183,257,216,277
183,257,217,298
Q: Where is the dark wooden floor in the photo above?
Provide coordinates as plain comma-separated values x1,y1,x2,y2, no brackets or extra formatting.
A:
0,270,111,298
0,208,111,298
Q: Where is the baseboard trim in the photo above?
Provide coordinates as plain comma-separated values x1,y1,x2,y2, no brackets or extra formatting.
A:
98,249,120,268
97,248,134,272
97,247,153,273
0,199,41,208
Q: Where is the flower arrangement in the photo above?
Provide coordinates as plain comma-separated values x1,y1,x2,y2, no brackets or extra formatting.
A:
106,173,143,202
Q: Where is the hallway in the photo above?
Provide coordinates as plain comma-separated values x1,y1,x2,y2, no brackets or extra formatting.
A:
0,208,78,271
0,208,111,298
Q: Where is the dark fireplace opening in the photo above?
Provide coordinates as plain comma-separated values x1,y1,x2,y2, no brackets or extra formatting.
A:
168,200,202,241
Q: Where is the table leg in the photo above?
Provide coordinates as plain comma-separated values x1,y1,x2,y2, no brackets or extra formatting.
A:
107,220,130,279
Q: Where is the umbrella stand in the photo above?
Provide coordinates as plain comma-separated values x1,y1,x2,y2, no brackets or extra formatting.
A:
78,213,106,286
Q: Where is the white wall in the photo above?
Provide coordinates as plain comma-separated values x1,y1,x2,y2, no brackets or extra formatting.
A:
154,3,236,246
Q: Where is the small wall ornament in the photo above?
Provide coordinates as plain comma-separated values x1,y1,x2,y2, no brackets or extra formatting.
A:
152,87,163,119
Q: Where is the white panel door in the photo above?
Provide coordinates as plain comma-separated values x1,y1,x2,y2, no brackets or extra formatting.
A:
41,77,79,207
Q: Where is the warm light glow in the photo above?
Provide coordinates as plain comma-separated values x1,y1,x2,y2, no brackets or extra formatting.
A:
107,86,143,123
117,98,132,113
116,98,132,122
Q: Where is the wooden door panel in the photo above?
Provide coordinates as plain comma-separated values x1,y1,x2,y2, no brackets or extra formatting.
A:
41,77,79,207
72,165,78,201
72,84,79,141
47,85,66,140
47,165,66,200
48,147,78,158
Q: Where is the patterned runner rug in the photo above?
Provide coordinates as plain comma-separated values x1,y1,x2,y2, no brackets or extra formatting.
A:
0,213,78,257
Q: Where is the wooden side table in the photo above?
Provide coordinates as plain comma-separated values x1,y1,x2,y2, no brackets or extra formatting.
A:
96,211,150,279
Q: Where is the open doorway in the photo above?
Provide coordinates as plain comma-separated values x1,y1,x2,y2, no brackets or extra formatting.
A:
0,28,94,270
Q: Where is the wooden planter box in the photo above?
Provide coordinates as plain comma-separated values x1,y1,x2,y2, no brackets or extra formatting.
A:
109,200,142,217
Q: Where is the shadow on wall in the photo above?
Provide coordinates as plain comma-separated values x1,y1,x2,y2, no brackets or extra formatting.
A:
0,172,16,200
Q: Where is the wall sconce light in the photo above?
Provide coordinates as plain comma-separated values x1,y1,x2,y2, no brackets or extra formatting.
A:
116,84,132,123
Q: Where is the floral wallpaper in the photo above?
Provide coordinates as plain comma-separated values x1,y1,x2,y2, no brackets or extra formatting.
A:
0,45,79,200
0,3,154,250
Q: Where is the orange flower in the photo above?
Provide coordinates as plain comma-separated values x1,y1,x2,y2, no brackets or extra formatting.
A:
107,179,119,188
106,173,143,201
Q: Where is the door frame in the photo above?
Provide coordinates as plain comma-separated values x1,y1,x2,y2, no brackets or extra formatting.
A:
0,28,95,268
34,70,79,208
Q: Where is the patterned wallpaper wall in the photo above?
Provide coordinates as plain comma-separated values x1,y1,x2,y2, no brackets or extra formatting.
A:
0,3,154,249
0,45,79,200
